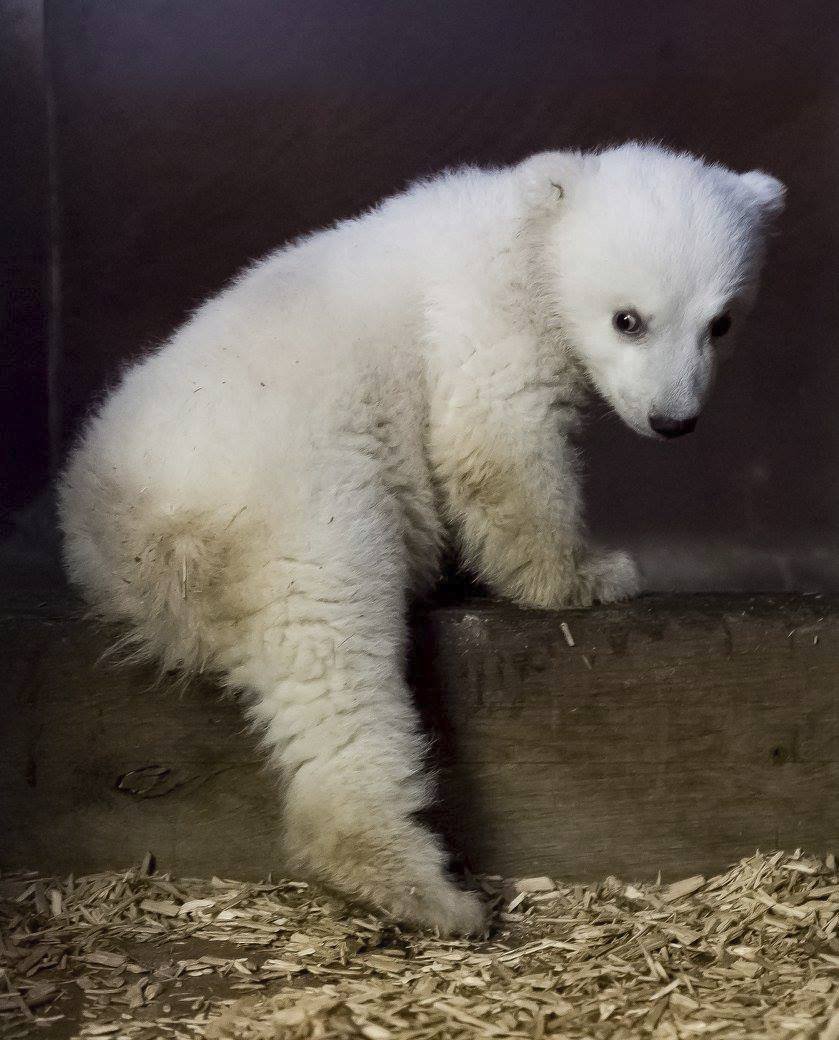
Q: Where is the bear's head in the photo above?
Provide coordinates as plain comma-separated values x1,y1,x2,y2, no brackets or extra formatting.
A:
523,143,785,438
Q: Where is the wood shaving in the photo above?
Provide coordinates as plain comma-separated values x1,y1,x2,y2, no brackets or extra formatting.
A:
0,850,837,1038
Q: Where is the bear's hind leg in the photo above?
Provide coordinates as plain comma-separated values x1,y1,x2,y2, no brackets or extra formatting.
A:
232,503,483,934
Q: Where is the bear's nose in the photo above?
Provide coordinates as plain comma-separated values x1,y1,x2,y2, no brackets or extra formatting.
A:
648,414,698,438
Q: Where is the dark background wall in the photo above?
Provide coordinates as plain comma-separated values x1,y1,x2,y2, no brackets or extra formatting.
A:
4,0,839,590
1,0,50,517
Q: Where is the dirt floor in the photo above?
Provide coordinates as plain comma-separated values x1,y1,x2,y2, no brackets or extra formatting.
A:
1,851,838,1039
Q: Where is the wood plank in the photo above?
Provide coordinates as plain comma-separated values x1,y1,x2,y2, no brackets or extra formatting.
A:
1,594,837,879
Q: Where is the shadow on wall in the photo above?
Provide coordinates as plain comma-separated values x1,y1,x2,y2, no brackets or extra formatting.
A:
1,0,51,520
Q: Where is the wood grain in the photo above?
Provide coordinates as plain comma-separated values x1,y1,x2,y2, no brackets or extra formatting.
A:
2,593,837,880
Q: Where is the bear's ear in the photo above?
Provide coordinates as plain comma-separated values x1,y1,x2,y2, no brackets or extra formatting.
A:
517,150,588,210
739,170,786,220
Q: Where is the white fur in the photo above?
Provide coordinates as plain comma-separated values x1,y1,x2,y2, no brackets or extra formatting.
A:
58,143,784,932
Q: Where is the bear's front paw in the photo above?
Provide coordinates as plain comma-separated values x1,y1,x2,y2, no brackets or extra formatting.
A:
500,545,640,609
581,549,640,604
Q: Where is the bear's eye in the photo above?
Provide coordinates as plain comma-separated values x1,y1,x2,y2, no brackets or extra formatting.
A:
710,313,732,337
612,310,645,336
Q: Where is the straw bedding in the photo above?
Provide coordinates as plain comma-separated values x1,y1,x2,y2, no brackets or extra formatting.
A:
1,850,838,1039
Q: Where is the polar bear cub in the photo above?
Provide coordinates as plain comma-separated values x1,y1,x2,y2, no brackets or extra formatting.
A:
59,143,784,933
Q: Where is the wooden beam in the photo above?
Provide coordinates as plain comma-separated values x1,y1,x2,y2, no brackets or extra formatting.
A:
2,594,837,880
